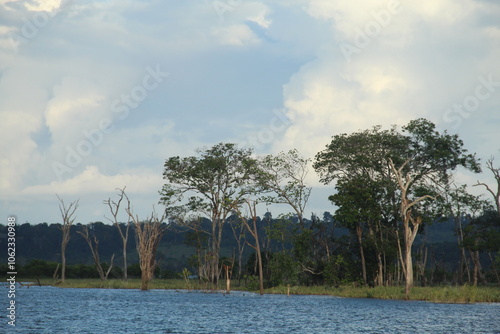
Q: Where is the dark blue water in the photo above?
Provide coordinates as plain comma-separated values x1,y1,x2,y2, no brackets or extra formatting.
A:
2,285,499,333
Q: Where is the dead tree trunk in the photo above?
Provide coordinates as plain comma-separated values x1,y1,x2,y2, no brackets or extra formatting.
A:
475,158,500,215
77,224,115,280
57,195,79,284
127,208,167,291
104,187,131,281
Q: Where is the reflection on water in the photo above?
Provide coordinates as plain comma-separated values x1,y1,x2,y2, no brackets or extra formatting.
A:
2,285,500,333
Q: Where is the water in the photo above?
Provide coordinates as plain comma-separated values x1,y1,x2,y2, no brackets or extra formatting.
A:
2,285,500,333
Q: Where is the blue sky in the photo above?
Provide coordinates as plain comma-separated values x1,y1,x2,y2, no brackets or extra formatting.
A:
1,0,499,224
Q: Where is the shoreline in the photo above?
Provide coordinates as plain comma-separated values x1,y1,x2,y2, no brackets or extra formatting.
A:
12,278,500,304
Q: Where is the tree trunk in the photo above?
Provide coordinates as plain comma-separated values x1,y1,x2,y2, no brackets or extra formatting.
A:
356,225,367,285
488,252,500,284
123,244,128,281
61,245,66,283
375,252,383,287
255,227,264,295
403,217,420,298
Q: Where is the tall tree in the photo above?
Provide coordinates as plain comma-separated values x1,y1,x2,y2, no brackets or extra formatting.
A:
463,209,500,285
314,125,404,286
437,184,488,284
329,175,383,285
314,119,480,297
57,195,79,283
389,119,480,297
256,149,312,227
104,187,131,280
160,143,257,285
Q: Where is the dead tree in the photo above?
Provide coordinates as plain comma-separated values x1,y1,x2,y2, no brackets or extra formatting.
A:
77,224,115,281
475,157,500,215
127,207,167,291
57,195,79,283
104,187,131,280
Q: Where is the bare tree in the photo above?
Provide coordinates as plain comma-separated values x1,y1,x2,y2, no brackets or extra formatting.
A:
104,187,131,280
475,157,500,215
127,207,167,291
77,224,115,280
57,195,79,283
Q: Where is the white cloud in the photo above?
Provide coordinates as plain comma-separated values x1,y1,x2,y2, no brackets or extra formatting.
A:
272,0,500,167
24,0,62,12
23,165,162,196
1,0,499,224
211,24,261,46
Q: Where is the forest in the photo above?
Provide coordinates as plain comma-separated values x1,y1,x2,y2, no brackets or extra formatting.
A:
1,118,499,296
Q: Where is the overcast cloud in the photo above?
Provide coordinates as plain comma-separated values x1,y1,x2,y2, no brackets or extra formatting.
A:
1,0,499,224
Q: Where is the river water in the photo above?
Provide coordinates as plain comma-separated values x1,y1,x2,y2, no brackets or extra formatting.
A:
2,285,499,333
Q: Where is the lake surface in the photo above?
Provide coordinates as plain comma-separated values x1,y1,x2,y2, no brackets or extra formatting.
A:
2,285,500,333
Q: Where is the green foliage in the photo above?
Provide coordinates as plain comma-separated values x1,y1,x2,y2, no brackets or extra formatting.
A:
463,210,500,252
20,259,60,278
268,250,300,286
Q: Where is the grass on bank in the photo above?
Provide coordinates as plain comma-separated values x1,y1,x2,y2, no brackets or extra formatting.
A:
18,278,500,303
265,284,500,303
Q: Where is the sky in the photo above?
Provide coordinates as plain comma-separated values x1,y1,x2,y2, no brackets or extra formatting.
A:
1,0,499,225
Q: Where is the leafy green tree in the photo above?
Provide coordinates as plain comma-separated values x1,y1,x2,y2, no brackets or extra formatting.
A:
437,184,489,284
160,143,257,284
314,119,480,296
463,209,500,285
389,119,480,297
329,175,383,285
314,125,403,287
256,149,311,227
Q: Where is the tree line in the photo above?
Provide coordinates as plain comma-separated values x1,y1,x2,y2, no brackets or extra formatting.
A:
2,118,499,296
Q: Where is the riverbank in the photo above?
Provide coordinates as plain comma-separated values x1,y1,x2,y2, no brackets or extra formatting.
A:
18,278,500,303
